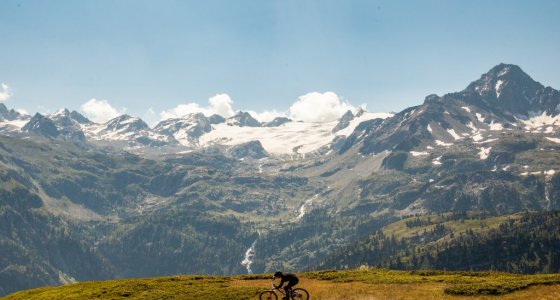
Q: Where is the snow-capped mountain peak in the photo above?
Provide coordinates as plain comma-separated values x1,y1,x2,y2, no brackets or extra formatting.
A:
0,103,30,133
153,113,212,145
226,111,261,127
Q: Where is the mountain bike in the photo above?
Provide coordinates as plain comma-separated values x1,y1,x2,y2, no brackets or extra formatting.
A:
259,279,309,300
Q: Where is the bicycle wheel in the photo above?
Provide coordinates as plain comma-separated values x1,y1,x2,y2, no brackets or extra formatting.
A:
291,288,309,300
259,291,278,300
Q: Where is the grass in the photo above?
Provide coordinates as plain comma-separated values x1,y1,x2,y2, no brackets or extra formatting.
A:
382,212,521,240
3,268,560,299
304,268,560,296
2,276,261,300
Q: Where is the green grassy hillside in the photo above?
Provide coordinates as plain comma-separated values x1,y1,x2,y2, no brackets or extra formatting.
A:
315,211,560,273
3,268,560,300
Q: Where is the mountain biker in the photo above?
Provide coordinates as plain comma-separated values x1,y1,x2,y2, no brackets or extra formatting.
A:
273,271,299,300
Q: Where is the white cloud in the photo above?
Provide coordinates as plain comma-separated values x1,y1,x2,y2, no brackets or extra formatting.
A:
160,103,208,120
247,110,287,122
160,91,359,124
160,93,235,120
143,107,159,127
0,83,12,102
80,98,126,123
208,94,235,118
289,91,354,122
15,108,29,116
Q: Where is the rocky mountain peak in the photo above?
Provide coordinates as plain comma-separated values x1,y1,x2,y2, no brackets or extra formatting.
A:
262,117,291,127
208,114,226,125
227,111,261,127
332,110,355,133
105,115,149,132
463,64,555,116
355,107,366,117
69,111,92,124
0,103,26,120
465,64,541,98
50,108,71,117
229,140,268,159
22,113,59,138
177,112,207,124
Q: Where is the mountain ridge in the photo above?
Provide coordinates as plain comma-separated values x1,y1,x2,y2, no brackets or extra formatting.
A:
2,63,560,296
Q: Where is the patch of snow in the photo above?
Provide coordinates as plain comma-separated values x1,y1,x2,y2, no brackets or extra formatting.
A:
200,112,392,155
336,112,393,136
472,134,484,142
466,122,478,132
429,179,435,183
520,112,560,131
427,124,433,133
545,170,556,176
432,156,442,165
498,67,510,77
495,80,504,98
410,151,429,157
447,129,462,140
435,140,453,147
476,113,485,123
1,118,29,129
489,121,503,130
478,147,491,160
461,106,471,113
474,138,499,144
426,145,434,150
546,137,560,144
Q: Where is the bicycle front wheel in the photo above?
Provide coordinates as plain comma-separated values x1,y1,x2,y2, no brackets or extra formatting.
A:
291,288,309,300
259,291,278,300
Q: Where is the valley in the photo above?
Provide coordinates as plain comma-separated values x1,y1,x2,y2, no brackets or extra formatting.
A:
1,64,560,296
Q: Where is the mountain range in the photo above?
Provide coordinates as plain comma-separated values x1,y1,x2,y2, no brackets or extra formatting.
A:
1,63,560,296
0,101,392,157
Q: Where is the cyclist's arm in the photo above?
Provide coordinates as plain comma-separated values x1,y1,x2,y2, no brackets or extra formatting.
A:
275,278,286,289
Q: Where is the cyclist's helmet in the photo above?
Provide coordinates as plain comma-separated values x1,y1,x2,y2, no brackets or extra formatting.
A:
274,271,282,278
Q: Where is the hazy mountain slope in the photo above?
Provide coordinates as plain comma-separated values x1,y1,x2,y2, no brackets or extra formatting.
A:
315,211,560,274
2,63,560,295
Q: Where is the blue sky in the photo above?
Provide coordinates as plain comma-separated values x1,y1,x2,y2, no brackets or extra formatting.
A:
1,0,559,124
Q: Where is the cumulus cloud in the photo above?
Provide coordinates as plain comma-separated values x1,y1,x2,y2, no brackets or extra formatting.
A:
247,110,287,123
15,108,29,115
160,91,357,123
80,98,126,123
288,91,354,122
143,107,159,127
160,93,235,120
0,83,12,102
208,94,235,117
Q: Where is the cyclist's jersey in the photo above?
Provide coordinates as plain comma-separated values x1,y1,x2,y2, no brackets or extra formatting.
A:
277,272,298,287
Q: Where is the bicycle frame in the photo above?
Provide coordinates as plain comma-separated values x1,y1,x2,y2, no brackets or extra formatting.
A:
260,278,309,300
269,279,288,295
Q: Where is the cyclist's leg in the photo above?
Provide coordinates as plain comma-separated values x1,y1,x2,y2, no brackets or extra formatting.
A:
283,281,296,298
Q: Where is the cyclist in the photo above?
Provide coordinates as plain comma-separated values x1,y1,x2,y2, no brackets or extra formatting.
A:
273,271,299,300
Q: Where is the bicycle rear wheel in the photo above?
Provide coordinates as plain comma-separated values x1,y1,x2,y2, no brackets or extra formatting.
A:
291,288,309,300
259,291,278,300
